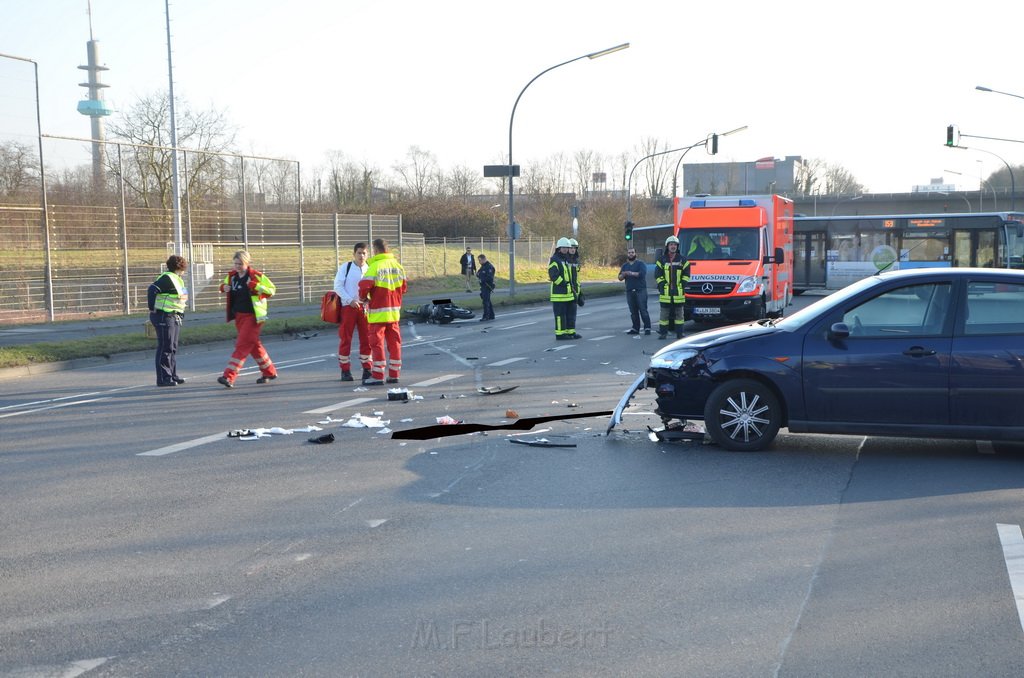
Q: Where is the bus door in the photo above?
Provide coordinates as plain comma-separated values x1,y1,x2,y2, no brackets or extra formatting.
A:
794,230,826,289
953,229,998,268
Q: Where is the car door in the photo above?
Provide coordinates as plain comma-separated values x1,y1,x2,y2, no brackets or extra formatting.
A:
949,278,1024,428
801,281,954,426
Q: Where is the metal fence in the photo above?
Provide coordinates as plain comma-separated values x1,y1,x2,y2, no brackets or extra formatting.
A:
0,202,557,324
0,130,557,324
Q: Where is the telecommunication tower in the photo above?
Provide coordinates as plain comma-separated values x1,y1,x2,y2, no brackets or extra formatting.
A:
77,1,113,188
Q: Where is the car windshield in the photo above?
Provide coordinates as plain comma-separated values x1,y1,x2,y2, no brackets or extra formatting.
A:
773,275,887,330
680,228,759,261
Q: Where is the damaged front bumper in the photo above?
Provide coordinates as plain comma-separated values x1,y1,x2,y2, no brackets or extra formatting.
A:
606,373,648,434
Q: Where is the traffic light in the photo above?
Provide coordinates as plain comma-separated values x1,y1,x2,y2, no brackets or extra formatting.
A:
711,133,719,155
624,220,634,241
946,125,956,147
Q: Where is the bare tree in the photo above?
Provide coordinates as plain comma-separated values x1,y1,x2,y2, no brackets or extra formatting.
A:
638,137,674,199
793,157,824,195
393,146,441,199
445,164,481,199
106,92,237,209
572,149,597,197
0,140,38,200
823,162,863,195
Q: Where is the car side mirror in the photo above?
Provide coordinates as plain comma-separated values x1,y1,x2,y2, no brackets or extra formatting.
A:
763,247,785,265
829,322,851,340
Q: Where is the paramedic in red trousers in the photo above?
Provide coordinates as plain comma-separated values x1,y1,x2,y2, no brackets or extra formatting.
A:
654,235,690,340
333,242,371,382
548,237,581,340
217,250,278,388
358,238,408,385
148,254,189,386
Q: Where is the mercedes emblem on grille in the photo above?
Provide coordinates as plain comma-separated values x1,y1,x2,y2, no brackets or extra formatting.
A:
701,283,715,294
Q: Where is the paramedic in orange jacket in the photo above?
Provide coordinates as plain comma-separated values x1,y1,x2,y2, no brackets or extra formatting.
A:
217,250,278,388
357,238,408,386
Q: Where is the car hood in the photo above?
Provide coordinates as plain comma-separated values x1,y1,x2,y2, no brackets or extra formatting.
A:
653,321,777,356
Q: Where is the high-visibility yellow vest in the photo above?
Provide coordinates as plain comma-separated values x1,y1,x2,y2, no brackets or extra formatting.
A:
154,271,187,313
548,256,575,302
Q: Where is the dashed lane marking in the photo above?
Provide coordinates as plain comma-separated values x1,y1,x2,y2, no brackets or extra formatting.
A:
487,357,527,367
138,433,228,457
305,397,377,415
997,523,1024,632
410,374,463,387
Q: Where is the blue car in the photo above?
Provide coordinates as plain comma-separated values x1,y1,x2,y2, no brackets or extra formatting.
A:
609,268,1024,451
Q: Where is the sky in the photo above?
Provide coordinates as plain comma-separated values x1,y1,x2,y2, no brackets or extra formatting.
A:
2,0,1023,195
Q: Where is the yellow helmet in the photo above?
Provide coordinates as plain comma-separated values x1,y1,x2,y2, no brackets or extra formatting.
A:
556,237,572,248
665,235,680,246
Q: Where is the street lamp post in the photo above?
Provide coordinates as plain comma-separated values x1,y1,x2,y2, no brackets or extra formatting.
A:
948,144,1015,211
506,42,629,296
944,168,993,211
976,85,1024,102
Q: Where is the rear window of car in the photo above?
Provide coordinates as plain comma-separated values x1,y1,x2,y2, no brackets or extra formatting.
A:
964,281,1024,335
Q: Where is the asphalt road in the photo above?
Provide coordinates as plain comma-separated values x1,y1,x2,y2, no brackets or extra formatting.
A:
2,293,1024,677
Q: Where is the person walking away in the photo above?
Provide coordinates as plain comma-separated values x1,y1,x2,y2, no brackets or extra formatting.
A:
334,242,372,382
460,247,476,292
148,254,189,386
358,238,408,385
217,250,278,388
548,237,581,340
655,235,690,340
477,253,496,321
618,247,651,335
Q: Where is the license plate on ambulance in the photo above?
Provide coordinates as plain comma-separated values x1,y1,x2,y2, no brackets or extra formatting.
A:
694,307,719,315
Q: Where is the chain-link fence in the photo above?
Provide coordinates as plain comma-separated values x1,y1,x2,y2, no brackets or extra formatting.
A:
0,132,557,323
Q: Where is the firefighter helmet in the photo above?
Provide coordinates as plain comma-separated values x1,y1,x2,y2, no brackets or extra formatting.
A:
556,237,572,248
568,238,578,247
665,235,680,246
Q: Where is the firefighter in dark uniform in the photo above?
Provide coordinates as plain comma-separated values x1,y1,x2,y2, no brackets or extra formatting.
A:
655,235,690,339
549,237,581,340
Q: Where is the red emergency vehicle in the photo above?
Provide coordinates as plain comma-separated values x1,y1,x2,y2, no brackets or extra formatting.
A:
673,194,794,322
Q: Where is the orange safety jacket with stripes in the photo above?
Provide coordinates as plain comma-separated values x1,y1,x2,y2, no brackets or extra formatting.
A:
221,267,276,324
358,252,407,324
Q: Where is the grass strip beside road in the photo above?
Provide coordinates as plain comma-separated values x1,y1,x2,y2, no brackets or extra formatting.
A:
0,282,622,369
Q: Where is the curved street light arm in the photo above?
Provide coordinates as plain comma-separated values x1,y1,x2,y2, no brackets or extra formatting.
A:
506,42,628,296
948,144,1016,211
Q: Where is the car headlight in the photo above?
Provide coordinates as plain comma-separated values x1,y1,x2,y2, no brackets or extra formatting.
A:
650,348,699,370
736,276,758,294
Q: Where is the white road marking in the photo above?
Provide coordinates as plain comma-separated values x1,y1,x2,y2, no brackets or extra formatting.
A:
0,396,111,419
6,657,112,678
501,321,538,330
997,523,1024,632
587,335,615,341
545,345,576,352
0,596,231,634
487,357,527,367
305,397,377,415
137,433,228,457
410,374,463,387
366,519,389,528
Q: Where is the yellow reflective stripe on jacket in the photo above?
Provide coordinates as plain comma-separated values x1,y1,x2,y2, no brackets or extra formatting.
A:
154,271,187,313
548,258,575,301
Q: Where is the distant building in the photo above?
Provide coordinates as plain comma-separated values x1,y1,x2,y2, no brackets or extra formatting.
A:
682,155,803,196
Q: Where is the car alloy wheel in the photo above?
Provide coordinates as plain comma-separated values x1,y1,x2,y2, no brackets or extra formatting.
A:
703,378,781,451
